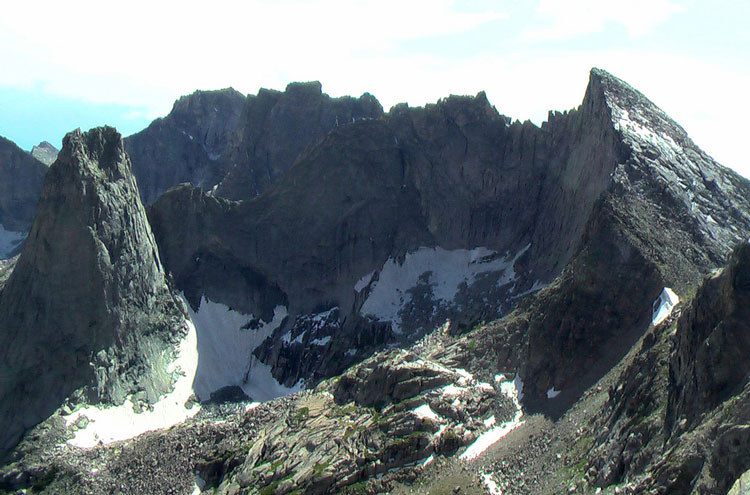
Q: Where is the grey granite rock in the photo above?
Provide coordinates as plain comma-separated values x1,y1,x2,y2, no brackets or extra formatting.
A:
125,83,384,205
0,127,187,460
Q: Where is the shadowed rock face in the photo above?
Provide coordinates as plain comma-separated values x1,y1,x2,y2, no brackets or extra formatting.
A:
0,136,47,232
125,82,384,204
668,243,750,430
0,127,187,459
215,81,385,200
150,69,712,391
583,243,750,494
124,88,247,205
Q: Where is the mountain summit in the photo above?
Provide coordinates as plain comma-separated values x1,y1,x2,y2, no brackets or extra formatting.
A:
0,127,189,459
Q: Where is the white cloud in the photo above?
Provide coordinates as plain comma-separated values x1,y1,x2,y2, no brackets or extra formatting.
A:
0,1,747,178
526,0,684,40
0,0,506,110
122,110,145,120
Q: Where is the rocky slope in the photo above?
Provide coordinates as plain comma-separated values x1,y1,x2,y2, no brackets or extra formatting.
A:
125,82,383,204
0,136,48,257
581,242,750,494
0,127,189,460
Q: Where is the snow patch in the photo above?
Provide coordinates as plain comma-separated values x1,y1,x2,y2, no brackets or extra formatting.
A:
651,287,679,326
546,387,561,399
613,107,683,160
454,368,473,386
192,473,206,495
310,336,331,346
412,404,441,422
511,279,548,300
459,373,526,460
187,296,289,401
482,473,503,495
65,321,201,448
441,384,468,396
500,374,524,402
0,224,26,259
459,409,524,460
360,246,524,333
241,358,303,402
422,454,435,467
354,270,375,292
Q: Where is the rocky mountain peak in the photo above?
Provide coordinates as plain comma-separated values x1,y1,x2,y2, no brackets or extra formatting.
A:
0,126,188,459
29,140,58,166
170,87,245,122
284,80,323,97
125,88,246,204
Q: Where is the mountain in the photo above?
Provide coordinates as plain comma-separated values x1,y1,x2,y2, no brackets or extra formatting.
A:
583,242,750,494
124,87,247,205
1,69,749,494
0,127,191,460
30,141,59,166
0,136,47,258
124,82,383,204
147,69,750,399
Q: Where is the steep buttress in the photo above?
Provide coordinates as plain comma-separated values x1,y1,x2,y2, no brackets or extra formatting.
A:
0,127,187,459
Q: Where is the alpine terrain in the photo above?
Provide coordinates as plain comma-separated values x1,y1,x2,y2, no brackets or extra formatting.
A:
0,68,748,495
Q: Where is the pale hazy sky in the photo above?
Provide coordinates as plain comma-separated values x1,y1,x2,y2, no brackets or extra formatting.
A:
1,0,748,176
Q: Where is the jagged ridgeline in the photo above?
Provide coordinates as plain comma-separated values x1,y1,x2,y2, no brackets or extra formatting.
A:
0,68,749,494
146,68,750,399
0,127,189,459
124,81,384,204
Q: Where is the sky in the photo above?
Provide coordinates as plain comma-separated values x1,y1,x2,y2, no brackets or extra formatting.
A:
0,0,748,176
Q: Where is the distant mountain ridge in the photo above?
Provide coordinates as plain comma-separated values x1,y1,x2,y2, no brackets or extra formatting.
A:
124,82,383,204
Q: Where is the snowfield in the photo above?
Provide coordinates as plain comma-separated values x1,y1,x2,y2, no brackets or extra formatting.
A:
65,320,201,448
652,287,679,326
359,245,528,333
187,296,294,401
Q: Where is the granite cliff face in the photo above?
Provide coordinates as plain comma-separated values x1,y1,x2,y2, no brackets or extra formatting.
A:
124,88,247,204
215,81,384,200
125,82,384,204
148,69,750,399
0,127,188,459
0,136,47,244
